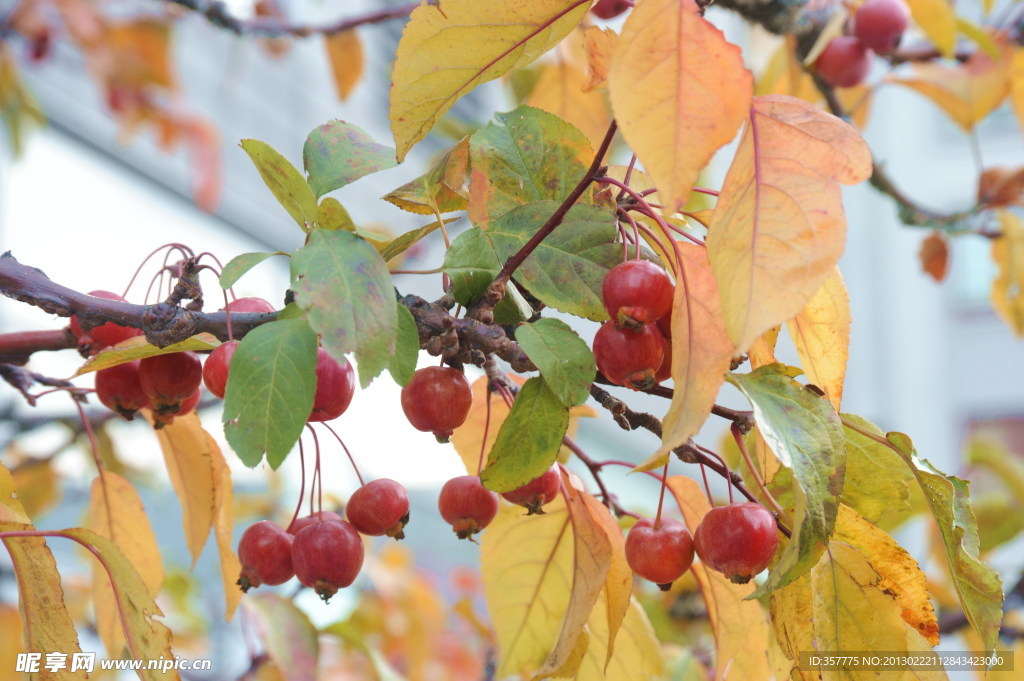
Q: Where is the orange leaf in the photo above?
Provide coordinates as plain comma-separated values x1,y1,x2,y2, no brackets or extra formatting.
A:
1011,49,1024,137
919,231,951,282
581,26,616,92
325,30,364,101
211,435,243,620
978,166,1024,208
87,472,164,656
638,243,733,471
889,48,1010,132
103,19,177,89
667,476,773,681
607,0,751,211
708,95,871,352
785,268,850,410
748,327,780,369
184,116,223,214
153,413,216,567
526,61,613,149
991,210,1024,337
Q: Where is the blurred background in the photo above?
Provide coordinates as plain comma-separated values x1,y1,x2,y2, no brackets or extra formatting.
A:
0,0,1022,678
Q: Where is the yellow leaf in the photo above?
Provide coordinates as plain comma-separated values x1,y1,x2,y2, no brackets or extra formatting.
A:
526,61,613,149
667,476,773,681
708,95,872,352
578,490,632,665
607,0,752,212
905,0,957,57
211,436,243,620
390,0,591,161
532,472,611,679
153,413,216,567
955,17,1001,60
325,30,364,101
748,327,780,369
571,598,662,681
785,267,850,410
481,495,575,678
87,472,164,656
990,210,1024,337
0,524,86,680
0,461,31,525
74,333,220,375
103,19,177,89
639,244,733,471
889,49,1010,132
0,603,23,681
1011,49,1024,138
12,459,61,519
581,26,616,92
64,528,178,681
832,505,939,645
451,375,524,474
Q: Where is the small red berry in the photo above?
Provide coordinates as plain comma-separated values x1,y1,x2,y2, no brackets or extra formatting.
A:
593,321,665,390
625,517,695,590
223,297,277,314
438,475,499,540
308,348,356,422
815,36,873,89
287,510,344,536
95,361,151,420
591,0,631,20
693,503,779,584
346,479,411,539
602,260,674,328
400,366,473,441
139,351,203,414
853,0,909,55
654,329,672,383
501,464,561,515
153,387,201,429
237,520,294,592
291,520,364,602
70,290,143,354
202,340,237,399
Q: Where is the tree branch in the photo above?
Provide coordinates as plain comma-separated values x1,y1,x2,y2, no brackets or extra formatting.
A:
162,0,418,38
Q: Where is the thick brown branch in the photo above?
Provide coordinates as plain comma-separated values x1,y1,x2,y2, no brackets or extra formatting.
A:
163,0,417,38
0,330,76,364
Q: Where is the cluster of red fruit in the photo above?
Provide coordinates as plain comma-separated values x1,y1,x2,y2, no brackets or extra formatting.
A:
86,294,357,428
625,501,779,590
237,478,411,602
593,259,674,390
815,0,910,88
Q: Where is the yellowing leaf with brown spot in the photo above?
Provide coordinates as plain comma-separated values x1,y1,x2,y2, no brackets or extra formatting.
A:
608,0,751,212
905,0,957,57
581,26,616,92
991,210,1024,337
325,30,363,101
890,48,1010,132
527,61,612,149
87,472,164,656
832,505,939,645
639,244,733,471
708,95,871,352
65,528,178,681
211,435,242,620
532,471,611,679
667,476,772,681
153,413,216,567
390,0,591,161
785,267,850,410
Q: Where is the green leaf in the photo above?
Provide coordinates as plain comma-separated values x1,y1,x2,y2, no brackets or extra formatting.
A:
303,120,398,198
725,364,846,596
383,137,469,215
220,251,287,289
840,414,914,530
883,429,1004,652
380,217,458,263
493,283,534,325
240,139,318,230
388,303,420,387
442,227,501,304
481,377,569,493
515,319,595,408
222,318,318,469
489,202,620,320
468,106,593,229
315,198,356,231
291,230,397,388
